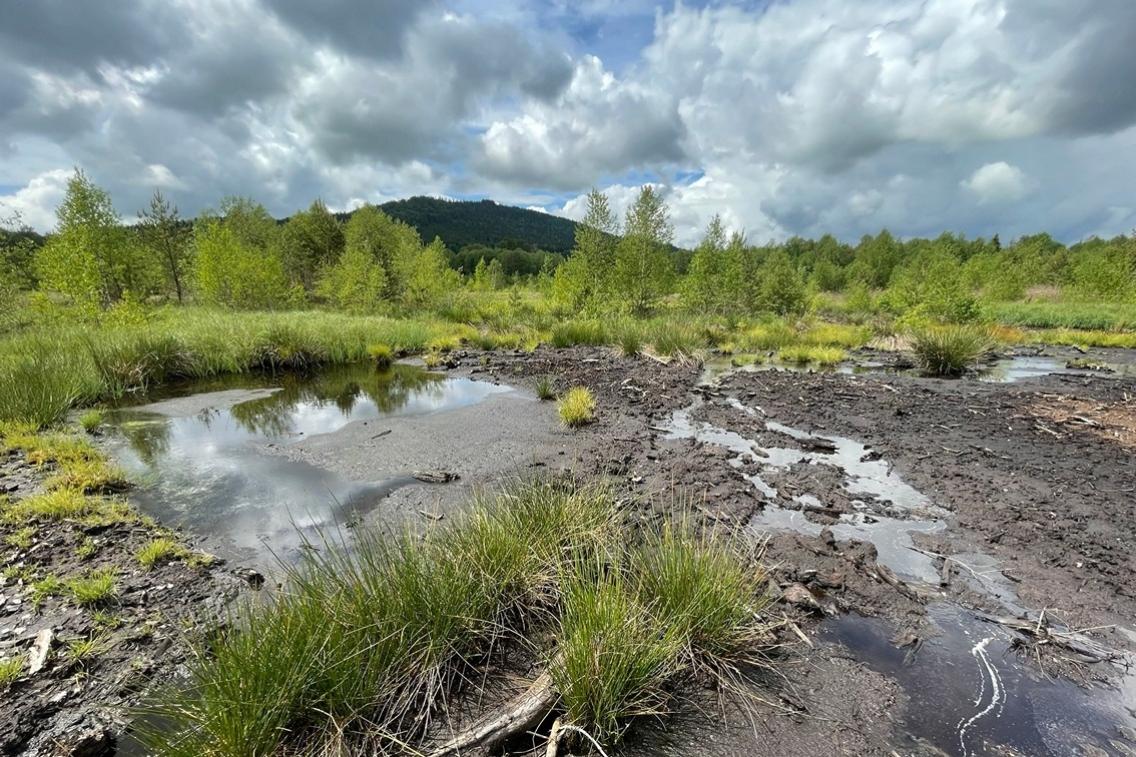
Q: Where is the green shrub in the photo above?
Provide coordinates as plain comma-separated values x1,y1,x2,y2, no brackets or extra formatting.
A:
558,387,596,427
911,325,991,376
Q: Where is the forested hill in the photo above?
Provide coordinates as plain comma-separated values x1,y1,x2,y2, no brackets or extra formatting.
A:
371,197,578,253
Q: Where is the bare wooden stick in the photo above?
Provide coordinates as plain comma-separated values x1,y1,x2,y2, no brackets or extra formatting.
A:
427,669,558,757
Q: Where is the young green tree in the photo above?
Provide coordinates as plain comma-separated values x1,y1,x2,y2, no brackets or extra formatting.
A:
612,185,674,315
682,215,727,312
280,199,344,290
344,205,422,299
218,196,280,250
848,229,901,287
401,237,460,309
316,243,388,312
192,215,293,309
755,248,807,315
0,211,38,292
138,189,192,303
35,169,157,310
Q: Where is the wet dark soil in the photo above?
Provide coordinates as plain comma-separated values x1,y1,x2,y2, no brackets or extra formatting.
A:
0,450,243,756
6,344,1136,755
448,345,1136,756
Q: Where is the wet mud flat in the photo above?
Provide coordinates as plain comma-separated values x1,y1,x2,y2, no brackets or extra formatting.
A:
456,346,1136,756
7,347,1135,755
0,452,242,756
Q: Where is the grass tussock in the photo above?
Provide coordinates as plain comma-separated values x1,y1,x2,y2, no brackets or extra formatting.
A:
777,345,846,366
136,537,191,569
143,480,776,755
0,655,24,689
78,409,105,434
558,386,596,427
911,325,991,376
366,343,394,369
535,375,556,401
0,488,134,527
66,568,117,606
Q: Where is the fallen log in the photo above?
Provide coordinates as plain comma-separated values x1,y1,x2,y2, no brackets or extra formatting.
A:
427,669,558,757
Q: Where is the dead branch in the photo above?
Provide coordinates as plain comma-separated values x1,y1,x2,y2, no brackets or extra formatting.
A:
427,668,558,757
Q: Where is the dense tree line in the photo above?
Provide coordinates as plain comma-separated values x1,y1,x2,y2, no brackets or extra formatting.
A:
6,170,1135,321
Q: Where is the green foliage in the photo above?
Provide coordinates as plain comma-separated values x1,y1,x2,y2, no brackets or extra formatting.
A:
400,237,461,309
558,386,596,427
1067,237,1136,302
280,199,344,290
378,196,577,253
754,249,807,315
317,242,388,312
885,248,979,323
138,189,192,303
191,217,294,310
683,215,728,312
911,325,991,376
34,171,153,313
612,186,675,315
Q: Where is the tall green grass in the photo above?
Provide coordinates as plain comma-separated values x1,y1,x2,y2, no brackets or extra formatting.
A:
911,325,991,376
143,480,775,754
0,309,480,427
985,301,1136,331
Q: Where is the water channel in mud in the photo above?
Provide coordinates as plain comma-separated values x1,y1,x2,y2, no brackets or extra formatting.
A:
665,362,1136,756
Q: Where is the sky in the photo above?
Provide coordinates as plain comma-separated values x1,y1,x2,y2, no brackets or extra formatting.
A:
1,0,1135,247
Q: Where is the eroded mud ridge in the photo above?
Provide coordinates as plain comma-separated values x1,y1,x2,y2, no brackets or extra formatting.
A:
459,346,1136,756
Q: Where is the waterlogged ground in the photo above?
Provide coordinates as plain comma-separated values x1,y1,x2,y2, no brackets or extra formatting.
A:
13,345,1134,755
103,363,523,566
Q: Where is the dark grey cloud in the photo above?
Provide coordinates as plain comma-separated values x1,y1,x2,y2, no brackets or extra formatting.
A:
0,1,182,78
265,0,433,59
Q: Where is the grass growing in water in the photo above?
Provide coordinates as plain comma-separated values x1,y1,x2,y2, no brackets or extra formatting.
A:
558,386,596,427
777,345,846,366
366,342,394,369
143,480,776,755
911,325,991,376
78,409,105,434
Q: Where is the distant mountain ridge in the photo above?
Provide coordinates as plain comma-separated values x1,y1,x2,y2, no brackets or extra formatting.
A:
338,196,579,253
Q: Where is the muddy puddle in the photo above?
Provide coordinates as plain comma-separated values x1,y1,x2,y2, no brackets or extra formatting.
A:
824,605,1136,756
703,352,1136,385
664,399,948,583
664,376,1136,755
104,363,511,566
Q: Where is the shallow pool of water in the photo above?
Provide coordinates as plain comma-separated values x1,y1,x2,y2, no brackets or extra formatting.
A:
105,363,510,565
823,605,1136,756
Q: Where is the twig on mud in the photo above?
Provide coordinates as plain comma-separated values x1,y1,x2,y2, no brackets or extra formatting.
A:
975,611,1122,665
